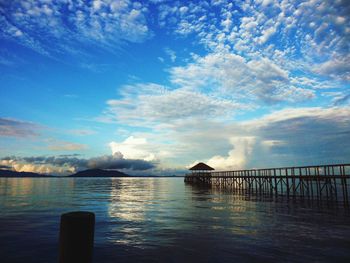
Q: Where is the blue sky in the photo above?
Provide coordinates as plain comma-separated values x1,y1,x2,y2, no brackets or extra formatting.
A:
0,0,349,175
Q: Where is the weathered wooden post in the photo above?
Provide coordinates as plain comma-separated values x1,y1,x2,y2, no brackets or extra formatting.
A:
59,211,95,263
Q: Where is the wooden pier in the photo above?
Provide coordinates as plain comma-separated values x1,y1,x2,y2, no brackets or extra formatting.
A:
184,163,350,205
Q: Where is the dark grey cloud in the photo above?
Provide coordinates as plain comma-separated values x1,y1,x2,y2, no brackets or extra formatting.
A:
246,110,350,168
0,118,39,137
58,154,82,157
87,155,155,170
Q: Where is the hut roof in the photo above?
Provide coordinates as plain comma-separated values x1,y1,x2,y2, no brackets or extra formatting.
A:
189,162,214,171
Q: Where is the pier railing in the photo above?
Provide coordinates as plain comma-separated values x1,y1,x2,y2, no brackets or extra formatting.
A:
184,164,350,204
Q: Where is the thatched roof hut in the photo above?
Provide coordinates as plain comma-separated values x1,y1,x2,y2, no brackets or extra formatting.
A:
189,162,214,173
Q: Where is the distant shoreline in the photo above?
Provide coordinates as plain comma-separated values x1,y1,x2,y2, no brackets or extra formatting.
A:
0,175,184,178
0,168,184,178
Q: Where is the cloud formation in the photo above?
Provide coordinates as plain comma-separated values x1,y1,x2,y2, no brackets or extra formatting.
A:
1,152,156,175
171,52,315,103
207,136,256,170
0,164,11,170
158,0,349,58
157,0,349,104
103,105,350,171
94,0,349,172
102,83,244,126
0,118,40,137
314,55,350,81
88,153,155,170
1,0,349,174
110,136,156,161
0,0,150,57
98,0,349,133
203,106,350,170
47,142,88,151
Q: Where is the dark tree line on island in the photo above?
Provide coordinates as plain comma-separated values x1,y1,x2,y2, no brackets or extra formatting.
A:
0,168,128,177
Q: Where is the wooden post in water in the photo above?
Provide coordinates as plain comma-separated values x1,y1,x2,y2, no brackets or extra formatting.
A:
59,211,95,263
273,169,277,196
341,165,349,205
332,166,338,202
308,167,313,199
285,168,290,197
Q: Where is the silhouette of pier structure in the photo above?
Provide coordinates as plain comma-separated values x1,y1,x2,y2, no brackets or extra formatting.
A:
185,163,350,205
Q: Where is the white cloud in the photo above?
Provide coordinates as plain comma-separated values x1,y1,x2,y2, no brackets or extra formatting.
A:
258,25,277,44
157,0,349,85
164,47,176,62
103,83,243,126
313,55,350,81
327,92,350,106
102,100,350,171
109,136,156,161
88,0,349,172
245,106,350,126
0,0,150,57
207,136,256,170
171,52,314,103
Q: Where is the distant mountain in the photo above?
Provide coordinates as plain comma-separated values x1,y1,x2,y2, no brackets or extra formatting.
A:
69,169,129,177
0,169,51,177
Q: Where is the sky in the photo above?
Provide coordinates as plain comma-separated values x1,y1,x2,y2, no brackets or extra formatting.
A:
0,0,349,175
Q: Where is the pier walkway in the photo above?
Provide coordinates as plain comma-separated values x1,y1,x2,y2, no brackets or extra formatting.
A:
184,163,350,205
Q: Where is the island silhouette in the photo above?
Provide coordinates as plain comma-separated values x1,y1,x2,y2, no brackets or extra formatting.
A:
0,168,129,177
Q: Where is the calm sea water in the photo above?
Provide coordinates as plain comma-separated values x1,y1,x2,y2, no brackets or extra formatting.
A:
0,177,349,263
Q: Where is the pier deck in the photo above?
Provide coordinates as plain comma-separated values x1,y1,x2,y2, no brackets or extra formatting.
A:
184,164,350,205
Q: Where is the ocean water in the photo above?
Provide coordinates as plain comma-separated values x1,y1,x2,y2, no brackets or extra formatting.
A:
0,177,349,263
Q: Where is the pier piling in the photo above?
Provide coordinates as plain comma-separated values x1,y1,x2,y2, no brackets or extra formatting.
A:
185,164,350,205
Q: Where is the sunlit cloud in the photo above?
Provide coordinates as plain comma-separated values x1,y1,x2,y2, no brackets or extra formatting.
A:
101,106,350,171
207,136,256,170
47,142,88,151
0,152,156,175
110,136,156,161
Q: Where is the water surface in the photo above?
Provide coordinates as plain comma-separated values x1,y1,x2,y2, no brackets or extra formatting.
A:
0,177,349,262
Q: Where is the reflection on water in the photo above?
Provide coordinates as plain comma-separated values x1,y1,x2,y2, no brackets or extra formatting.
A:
0,177,350,263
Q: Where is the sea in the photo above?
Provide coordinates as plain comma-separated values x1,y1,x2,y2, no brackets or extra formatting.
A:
0,177,349,263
